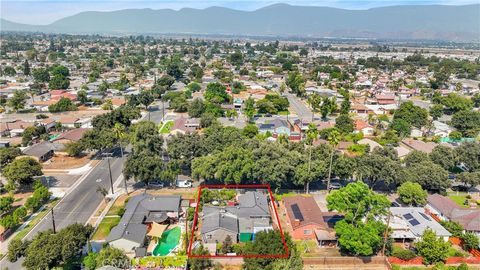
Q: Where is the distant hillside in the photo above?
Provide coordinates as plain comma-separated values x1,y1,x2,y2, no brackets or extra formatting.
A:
1,4,479,41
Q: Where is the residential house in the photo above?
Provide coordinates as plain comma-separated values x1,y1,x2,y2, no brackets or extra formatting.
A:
170,118,196,135
58,117,80,128
283,196,339,246
22,141,55,162
51,128,89,151
387,207,451,242
401,139,437,154
38,118,56,131
258,119,293,138
350,103,373,115
432,121,454,138
0,120,35,137
426,194,480,237
106,194,182,253
201,191,272,244
358,138,382,151
354,119,374,136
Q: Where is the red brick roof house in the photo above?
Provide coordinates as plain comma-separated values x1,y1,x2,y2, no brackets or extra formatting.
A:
354,119,374,136
283,196,337,245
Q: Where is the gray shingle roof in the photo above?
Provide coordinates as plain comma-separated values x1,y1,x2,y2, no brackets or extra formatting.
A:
201,211,238,234
106,194,181,244
201,191,270,235
22,142,54,158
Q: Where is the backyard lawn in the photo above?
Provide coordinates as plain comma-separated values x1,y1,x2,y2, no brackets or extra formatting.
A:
92,216,121,240
159,121,174,134
448,192,470,208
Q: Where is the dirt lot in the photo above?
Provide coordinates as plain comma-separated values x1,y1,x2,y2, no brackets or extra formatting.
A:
42,154,96,170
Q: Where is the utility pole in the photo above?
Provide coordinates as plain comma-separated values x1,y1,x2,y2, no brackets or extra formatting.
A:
107,157,114,195
51,208,56,234
103,152,114,195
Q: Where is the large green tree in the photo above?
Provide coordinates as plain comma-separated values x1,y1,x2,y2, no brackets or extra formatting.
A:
3,157,42,186
242,230,302,270
397,181,427,206
450,110,480,137
327,182,390,223
400,161,449,191
430,145,458,171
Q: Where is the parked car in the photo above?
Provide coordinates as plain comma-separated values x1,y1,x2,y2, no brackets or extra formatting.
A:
391,201,401,207
148,181,164,188
451,185,469,192
329,182,343,190
176,179,192,188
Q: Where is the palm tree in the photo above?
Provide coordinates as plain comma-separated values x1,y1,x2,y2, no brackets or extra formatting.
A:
305,123,318,194
112,123,127,158
326,129,340,192
96,186,109,203
113,123,129,194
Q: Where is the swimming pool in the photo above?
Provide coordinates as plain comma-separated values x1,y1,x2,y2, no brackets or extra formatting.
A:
152,226,181,256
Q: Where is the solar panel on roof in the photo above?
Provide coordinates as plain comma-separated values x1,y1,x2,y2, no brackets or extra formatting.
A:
409,219,420,226
403,213,414,220
419,213,431,221
291,203,304,221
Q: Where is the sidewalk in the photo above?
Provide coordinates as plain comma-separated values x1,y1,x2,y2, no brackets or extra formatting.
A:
42,161,94,175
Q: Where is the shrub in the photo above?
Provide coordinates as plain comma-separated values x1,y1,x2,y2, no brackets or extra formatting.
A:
13,207,27,222
392,248,417,260
461,232,479,251
117,207,125,217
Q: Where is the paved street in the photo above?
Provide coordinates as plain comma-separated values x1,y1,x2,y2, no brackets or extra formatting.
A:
284,92,313,120
0,149,125,269
145,100,169,124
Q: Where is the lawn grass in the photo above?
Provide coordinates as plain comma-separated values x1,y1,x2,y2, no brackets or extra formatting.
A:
295,240,317,254
447,192,469,208
273,192,310,201
91,216,121,240
106,204,124,216
159,120,174,134
14,198,60,241
278,111,290,116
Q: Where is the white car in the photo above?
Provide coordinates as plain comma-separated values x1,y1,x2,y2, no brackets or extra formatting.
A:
176,180,192,188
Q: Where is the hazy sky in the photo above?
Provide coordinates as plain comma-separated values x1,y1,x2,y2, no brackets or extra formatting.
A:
1,0,478,25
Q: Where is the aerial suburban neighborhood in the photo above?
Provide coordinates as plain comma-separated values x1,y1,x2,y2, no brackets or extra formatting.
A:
0,2,480,270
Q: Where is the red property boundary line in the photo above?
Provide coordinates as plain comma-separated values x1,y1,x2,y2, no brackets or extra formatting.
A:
187,184,289,259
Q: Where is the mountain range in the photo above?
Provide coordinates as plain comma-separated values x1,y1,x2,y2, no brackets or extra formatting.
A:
1,4,479,41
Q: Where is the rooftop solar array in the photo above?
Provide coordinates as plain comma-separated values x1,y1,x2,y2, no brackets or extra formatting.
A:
403,213,414,220
409,219,420,226
291,203,304,221
419,212,431,221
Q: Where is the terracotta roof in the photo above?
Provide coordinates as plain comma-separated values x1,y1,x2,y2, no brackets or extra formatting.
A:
354,119,371,131
110,98,126,106
283,196,327,230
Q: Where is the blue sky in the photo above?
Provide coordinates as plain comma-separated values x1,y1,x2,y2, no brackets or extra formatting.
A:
1,0,478,25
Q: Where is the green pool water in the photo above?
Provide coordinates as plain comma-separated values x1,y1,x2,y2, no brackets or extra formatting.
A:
152,227,181,256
